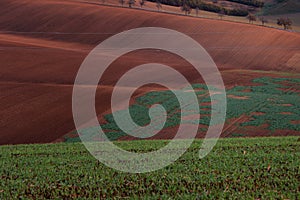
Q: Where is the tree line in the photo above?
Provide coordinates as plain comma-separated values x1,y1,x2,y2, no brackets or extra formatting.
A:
226,0,264,8
146,0,249,16
105,0,294,30
246,14,293,30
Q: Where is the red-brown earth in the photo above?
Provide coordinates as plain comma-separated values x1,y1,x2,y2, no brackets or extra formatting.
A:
0,0,299,144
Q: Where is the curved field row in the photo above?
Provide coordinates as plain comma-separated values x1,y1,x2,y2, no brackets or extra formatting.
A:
0,0,300,144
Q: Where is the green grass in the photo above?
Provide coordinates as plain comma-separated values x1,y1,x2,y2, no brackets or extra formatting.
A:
1,137,299,198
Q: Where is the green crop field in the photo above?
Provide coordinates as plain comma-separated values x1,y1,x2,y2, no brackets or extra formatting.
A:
65,77,300,142
0,137,299,198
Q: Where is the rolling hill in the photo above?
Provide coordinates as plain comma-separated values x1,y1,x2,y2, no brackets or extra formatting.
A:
0,0,299,144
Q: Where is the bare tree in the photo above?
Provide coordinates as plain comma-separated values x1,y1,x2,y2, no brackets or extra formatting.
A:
218,9,225,20
128,0,135,8
259,16,268,26
247,14,256,24
277,17,292,30
119,0,125,6
139,0,146,8
156,0,162,11
181,1,191,15
195,7,200,17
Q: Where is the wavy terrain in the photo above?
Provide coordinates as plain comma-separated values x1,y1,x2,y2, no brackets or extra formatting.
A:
0,0,299,144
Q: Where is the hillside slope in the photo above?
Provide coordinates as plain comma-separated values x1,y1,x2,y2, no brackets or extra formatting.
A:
1,0,299,74
0,0,299,144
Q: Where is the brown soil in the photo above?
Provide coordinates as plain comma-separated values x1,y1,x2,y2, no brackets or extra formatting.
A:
227,94,249,100
280,112,293,115
222,114,250,137
252,112,265,116
182,114,201,121
0,0,300,144
281,104,293,107
291,120,300,125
